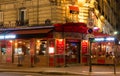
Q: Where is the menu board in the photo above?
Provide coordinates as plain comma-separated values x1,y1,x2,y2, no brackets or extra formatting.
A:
81,40,88,54
56,39,64,54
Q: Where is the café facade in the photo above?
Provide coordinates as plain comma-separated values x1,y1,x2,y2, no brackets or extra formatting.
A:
0,22,105,67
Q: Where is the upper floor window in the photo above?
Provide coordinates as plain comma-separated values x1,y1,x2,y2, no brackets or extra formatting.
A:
0,11,3,26
19,8,26,21
17,8,28,26
0,11,3,22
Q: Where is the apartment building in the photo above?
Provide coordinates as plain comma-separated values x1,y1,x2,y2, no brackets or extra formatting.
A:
94,0,117,34
0,0,118,67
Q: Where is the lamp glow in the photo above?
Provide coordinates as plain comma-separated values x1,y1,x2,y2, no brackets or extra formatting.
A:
114,31,118,35
49,47,54,54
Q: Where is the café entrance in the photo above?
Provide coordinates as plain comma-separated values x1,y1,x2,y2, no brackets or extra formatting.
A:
65,39,81,64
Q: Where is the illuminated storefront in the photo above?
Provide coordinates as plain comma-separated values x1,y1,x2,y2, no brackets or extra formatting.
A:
0,23,89,67
52,22,89,66
0,22,114,67
0,26,54,67
89,37,118,64
0,22,115,67
0,35,16,63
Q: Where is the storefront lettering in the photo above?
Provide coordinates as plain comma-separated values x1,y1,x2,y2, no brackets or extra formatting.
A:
0,35,16,39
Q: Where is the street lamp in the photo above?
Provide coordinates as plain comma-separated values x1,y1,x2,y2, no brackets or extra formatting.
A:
114,31,118,35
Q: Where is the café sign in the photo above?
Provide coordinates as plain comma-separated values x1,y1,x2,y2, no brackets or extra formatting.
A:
0,34,16,39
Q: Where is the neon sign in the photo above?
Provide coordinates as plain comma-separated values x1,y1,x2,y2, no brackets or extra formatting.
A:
94,38,104,41
106,37,115,41
90,37,116,42
0,35,16,39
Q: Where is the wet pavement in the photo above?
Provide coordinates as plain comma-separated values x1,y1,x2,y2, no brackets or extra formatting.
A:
0,64,120,76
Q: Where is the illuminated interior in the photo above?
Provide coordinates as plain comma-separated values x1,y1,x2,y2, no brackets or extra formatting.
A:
92,42,114,58
36,39,47,55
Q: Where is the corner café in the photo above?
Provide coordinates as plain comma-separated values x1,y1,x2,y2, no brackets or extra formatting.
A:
89,37,118,65
0,22,104,67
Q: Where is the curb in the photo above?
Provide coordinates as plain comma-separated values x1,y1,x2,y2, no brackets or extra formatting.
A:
0,69,79,75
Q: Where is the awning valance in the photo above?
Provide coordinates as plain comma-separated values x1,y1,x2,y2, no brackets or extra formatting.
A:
0,25,54,35
9,28,53,35
93,32,110,37
54,22,88,34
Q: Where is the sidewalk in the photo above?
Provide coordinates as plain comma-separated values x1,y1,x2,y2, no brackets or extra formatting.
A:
0,64,120,76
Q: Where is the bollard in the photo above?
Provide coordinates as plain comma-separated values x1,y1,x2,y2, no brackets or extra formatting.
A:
31,55,34,67
17,55,22,66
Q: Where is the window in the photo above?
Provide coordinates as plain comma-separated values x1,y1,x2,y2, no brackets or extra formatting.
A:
36,40,47,55
0,11,3,26
19,8,28,26
19,8,26,21
0,11,3,22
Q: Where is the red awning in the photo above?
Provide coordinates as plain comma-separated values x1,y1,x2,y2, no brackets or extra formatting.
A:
54,22,88,34
69,6,79,11
93,32,110,37
9,28,52,34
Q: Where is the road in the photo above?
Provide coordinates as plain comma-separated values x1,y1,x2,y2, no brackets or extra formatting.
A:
0,72,85,76
0,72,119,76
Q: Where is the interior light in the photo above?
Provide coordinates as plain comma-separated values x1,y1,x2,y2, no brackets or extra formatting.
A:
0,35,4,39
114,31,118,35
9,40,13,43
119,41,120,44
58,39,63,42
49,47,54,54
37,40,40,43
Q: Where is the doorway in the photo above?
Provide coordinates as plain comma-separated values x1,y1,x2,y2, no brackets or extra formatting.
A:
65,39,80,64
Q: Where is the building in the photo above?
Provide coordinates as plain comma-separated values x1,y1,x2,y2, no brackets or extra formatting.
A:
0,0,118,67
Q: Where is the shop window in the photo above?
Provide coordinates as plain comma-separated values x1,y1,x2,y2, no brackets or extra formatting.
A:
1,48,6,55
36,40,47,55
91,42,114,58
14,40,30,55
1,40,6,55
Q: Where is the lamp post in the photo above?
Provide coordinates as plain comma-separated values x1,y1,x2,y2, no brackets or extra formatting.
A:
89,38,92,72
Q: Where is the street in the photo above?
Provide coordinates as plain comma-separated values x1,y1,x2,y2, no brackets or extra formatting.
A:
0,72,41,76
0,72,119,76
0,72,84,76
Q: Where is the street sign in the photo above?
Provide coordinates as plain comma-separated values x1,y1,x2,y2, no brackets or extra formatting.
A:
87,18,94,28
85,34,94,40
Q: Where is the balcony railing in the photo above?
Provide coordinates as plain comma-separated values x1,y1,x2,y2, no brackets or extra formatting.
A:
16,20,29,26
0,20,29,28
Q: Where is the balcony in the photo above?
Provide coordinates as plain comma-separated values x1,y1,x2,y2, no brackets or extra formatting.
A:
0,20,29,30
16,20,29,26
